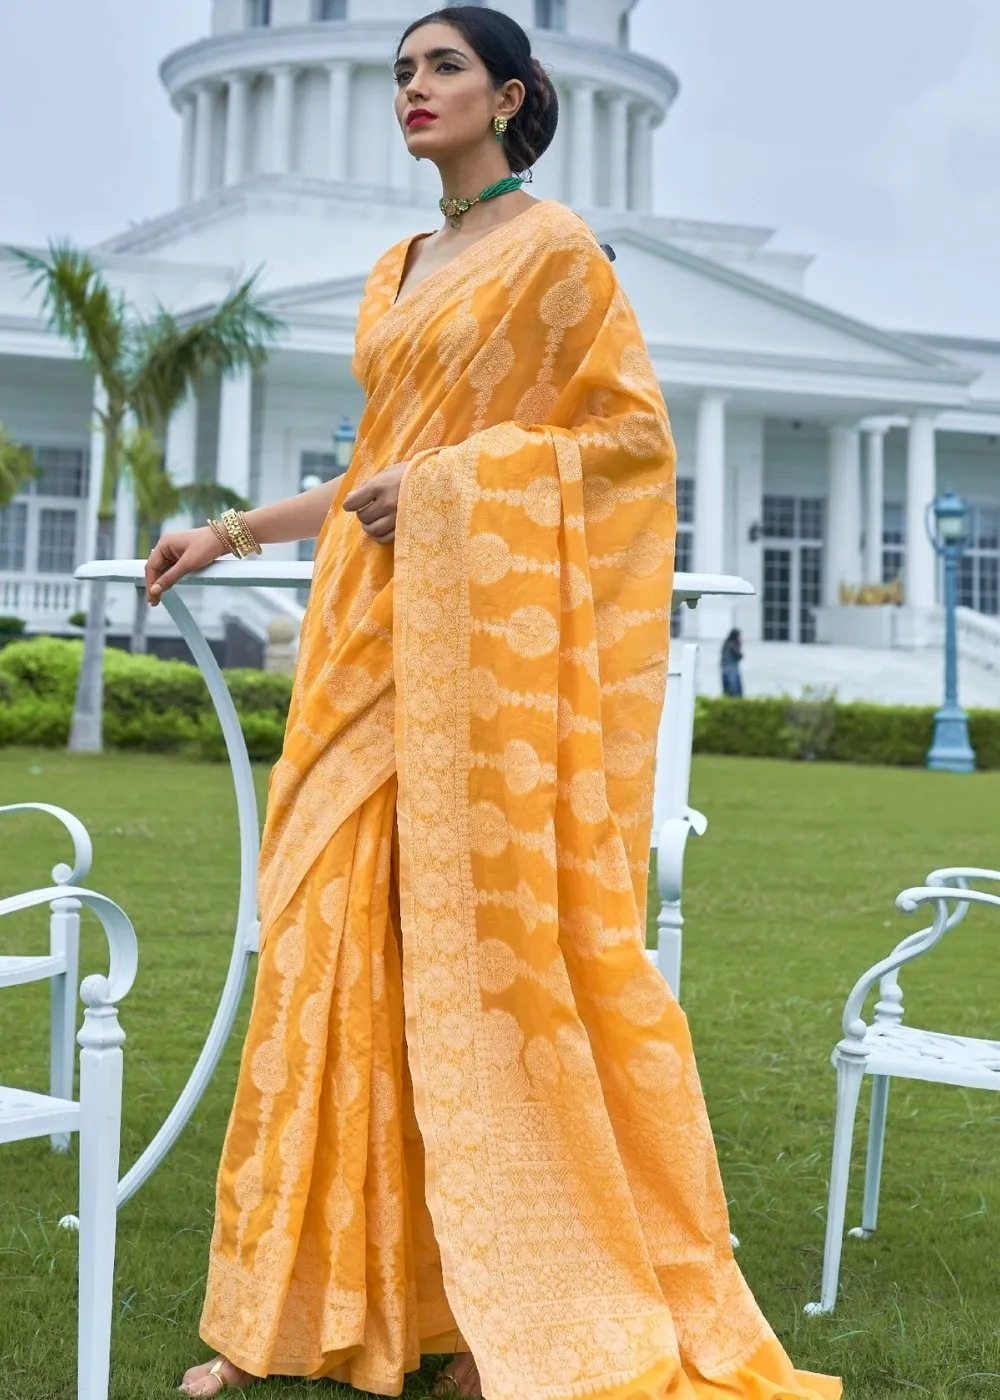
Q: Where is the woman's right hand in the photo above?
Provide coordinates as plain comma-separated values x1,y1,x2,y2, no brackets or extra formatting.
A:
144,526,229,605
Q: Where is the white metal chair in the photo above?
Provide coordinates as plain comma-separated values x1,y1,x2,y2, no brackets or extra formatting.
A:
0,884,138,1400
806,868,1000,1315
0,803,92,1150
650,642,708,999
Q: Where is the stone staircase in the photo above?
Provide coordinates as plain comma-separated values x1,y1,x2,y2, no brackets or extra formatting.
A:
698,641,1000,709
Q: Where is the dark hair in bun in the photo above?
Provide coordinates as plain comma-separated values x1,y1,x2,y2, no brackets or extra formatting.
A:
397,8,560,174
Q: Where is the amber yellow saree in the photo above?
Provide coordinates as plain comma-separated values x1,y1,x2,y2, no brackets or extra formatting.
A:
200,201,840,1400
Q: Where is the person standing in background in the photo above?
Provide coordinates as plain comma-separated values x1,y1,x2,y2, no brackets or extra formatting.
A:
721,628,744,697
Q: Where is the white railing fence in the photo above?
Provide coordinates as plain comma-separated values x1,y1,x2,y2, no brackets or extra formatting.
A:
895,604,1000,677
1,573,84,625
953,606,1000,674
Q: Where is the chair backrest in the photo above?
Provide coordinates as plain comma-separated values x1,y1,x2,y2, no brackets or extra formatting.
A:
653,643,699,833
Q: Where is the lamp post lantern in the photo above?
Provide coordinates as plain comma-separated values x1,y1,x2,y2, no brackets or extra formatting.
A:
925,490,976,773
333,415,356,475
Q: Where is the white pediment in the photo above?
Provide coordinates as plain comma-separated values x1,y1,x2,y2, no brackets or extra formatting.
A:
600,229,954,373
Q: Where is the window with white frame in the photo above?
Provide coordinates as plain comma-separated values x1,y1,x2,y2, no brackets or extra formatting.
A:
534,0,567,31
882,501,905,584
316,0,346,17
248,0,271,27
670,477,694,638
0,503,27,572
37,510,78,574
958,503,1000,616
0,445,88,577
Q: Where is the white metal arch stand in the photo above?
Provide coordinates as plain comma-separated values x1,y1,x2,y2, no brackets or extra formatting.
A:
77,560,754,1209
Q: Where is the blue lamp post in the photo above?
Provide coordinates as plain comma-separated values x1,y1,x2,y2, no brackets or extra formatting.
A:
333,415,356,476
925,490,976,773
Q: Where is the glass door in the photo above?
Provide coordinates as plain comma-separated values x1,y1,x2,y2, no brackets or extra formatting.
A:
958,504,1000,616
762,496,825,643
762,548,792,641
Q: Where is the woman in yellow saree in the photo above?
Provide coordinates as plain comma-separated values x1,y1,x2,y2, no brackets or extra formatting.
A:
146,10,840,1400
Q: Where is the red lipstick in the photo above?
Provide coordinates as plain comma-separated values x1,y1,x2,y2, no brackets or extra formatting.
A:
407,109,437,128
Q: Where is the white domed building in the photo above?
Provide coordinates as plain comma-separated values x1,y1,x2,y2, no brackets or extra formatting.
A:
1,0,999,671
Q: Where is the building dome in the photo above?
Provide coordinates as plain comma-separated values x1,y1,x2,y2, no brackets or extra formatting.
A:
162,0,677,213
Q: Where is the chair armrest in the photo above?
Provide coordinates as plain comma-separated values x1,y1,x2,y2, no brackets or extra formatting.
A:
685,806,708,838
0,804,93,885
840,885,1000,1041
926,866,1000,887
0,886,137,1006
656,810,707,902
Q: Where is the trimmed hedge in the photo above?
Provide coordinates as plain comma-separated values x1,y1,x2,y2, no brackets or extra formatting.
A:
0,638,293,761
694,693,1000,769
2,637,999,770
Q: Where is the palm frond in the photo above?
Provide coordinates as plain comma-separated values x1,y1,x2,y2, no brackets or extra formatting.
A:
9,242,127,393
121,428,252,531
176,481,252,517
0,423,36,511
120,427,175,526
130,271,284,429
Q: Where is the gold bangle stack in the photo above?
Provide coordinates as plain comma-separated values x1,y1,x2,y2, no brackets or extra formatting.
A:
207,509,262,559
207,517,235,556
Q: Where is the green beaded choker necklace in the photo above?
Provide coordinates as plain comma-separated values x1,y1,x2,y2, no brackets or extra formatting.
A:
439,174,523,230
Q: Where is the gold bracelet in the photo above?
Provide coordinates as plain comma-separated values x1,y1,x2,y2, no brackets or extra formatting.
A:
207,518,236,556
220,508,262,559
220,511,251,559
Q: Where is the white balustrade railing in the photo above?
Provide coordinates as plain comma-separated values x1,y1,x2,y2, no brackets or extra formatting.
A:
76,559,755,1206
1,573,84,623
897,604,1000,677
954,606,1000,675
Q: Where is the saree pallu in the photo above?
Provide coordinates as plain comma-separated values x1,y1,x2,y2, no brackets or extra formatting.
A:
201,201,840,1400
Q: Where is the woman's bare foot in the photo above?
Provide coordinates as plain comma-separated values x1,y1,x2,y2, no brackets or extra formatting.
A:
178,1357,256,1396
434,1353,483,1398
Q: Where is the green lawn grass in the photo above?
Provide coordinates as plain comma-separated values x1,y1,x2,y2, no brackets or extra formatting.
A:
1,750,999,1399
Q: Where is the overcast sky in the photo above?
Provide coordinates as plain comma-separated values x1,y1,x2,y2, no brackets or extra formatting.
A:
1,0,997,338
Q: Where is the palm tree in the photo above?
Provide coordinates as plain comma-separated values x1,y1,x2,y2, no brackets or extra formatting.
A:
11,243,282,751
0,423,35,509
121,427,251,653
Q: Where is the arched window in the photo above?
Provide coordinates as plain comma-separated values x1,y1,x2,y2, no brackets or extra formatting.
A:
248,0,271,26
316,0,347,18
534,0,566,30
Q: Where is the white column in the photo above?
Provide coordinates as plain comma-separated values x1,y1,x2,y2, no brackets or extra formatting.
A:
271,66,296,175
569,82,597,208
326,60,351,181
178,95,196,205
694,393,727,575
864,426,887,584
906,412,938,610
630,106,654,213
217,369,254,502
113,473,135,561
84,380,106,564
224,74,250,187
162,391,199,532
192,85,215,201
692,392,732,640
608,96,629,210
825,424,862,605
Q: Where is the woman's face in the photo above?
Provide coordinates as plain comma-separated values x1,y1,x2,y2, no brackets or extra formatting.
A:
393,22,522,163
